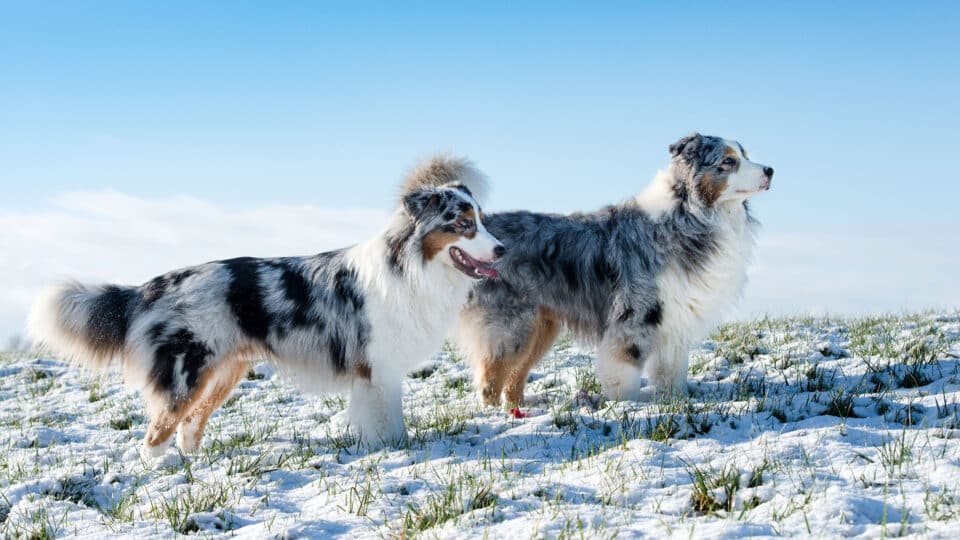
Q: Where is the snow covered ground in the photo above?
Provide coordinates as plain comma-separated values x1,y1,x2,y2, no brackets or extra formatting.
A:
2,313,960,538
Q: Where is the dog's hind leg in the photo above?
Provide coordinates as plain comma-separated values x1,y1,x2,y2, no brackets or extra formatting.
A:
141,374,214,460
595,314,661,401
457,301,542,407
501,309,561,407
474,356,509,407
135,325,229,460
176,358,249,454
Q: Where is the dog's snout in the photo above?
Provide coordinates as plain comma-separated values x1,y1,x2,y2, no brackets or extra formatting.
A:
763,166,774,178
493,244,505,260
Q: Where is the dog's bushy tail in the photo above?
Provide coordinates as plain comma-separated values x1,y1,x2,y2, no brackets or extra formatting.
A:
27,281,142,370
402,154,489,203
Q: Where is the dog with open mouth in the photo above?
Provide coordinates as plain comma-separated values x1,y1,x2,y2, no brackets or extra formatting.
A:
28,155,502,457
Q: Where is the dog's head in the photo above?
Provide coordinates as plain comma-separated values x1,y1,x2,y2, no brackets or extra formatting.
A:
668,133,773,207
398,155,503,280
403,184,503,279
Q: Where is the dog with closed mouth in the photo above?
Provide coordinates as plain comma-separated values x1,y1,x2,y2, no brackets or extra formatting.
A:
456,133,773,405
28,156,503,457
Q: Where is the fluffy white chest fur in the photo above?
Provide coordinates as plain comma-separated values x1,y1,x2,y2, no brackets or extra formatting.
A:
657,204,757,342
637,171,758,344
346,238,472,379
647,203,757,391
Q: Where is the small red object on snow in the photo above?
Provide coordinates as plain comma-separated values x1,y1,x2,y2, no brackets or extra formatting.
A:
508,407,528,419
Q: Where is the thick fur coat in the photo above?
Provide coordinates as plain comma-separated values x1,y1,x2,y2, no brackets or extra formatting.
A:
456,134,774,405
28,156,503,456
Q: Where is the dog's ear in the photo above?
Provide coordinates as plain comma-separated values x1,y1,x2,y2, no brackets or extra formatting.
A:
669,133,704,159
403,189,441,219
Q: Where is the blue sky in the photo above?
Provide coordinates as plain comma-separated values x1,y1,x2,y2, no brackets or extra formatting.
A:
1,2,959,338
3,1,958,228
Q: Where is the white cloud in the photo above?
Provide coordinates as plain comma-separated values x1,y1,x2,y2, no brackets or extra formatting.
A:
1,190,387,342
740,224,960,318
3,192,957,343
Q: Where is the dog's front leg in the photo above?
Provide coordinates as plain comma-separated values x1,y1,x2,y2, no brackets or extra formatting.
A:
646,339,691,398
345,371,407,448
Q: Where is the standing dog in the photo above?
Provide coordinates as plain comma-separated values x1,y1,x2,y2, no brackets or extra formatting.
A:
456,133,773,405
28,156,503,457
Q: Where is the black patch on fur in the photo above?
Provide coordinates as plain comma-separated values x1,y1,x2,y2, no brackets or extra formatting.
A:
86,286,137,352
626,344,641,361
672,207,718,274
222,257,272,342
669,133,702,159
458,201,472,213
644,302,663,326
328,333,347,372
148,321,167,342
333,268,364,311
385,222,415,275
672,181,689,203
141,268,196,306
592,253,617,284
141,277,168,305
618,308,635,322
279,265,312,327
451,183,473,198
443,211,456,221
170,269,195,286
404,190,441,218
559,259,580,290
150,328,212,398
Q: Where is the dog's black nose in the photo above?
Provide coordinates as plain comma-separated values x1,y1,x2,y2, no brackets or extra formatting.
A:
764,167,774,178
493,244,505,259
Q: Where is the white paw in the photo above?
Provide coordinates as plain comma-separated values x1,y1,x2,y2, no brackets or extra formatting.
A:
603,385,657,403
350,424,408,450
140,440,170,461
600,376,651,402
176,429,201,454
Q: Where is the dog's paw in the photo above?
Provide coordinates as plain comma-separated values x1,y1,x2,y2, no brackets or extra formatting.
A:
140,440,170,462
600,377,652,402
176,429,202,455
351,426,408,450
478,386,502,408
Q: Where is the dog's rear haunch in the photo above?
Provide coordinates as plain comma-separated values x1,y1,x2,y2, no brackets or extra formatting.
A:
28,155,503,458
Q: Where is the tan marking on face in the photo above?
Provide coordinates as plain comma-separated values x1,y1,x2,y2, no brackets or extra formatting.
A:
422,207,477,261
724,146,739,159
422,230,460,261
696,171,728,206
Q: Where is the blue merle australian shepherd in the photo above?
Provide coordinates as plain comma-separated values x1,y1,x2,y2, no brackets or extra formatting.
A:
28,156,503,457
456,133,773,406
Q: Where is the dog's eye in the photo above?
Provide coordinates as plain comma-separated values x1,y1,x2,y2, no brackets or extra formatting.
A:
457,219,475,230
721,157,737,167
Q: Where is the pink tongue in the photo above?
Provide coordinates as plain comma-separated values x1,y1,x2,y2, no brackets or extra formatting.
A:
477,266,499,279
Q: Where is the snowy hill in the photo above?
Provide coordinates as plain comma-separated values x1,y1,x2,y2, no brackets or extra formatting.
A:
1,313,959,538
